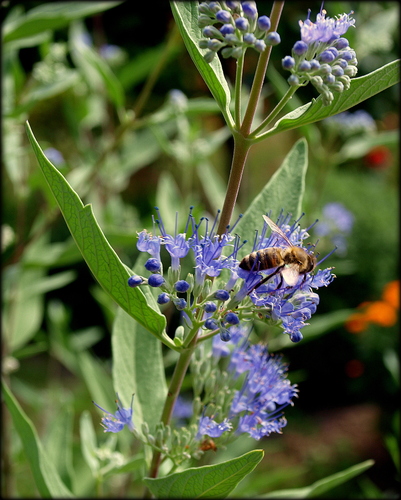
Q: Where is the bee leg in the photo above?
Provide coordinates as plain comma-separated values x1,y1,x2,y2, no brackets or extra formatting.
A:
248,266,284,294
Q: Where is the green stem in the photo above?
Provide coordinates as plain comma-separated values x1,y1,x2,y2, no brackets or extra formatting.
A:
143,338,198,496
250,84,300,138
240,1,285,136
234,52,245,128
216,131,253,235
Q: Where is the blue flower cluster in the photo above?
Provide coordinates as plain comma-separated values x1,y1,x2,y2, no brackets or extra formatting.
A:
128,208,335,343
197,1,280,62
196,326,298,441
282,9,357,106
314,202,354,256
324,110,377,136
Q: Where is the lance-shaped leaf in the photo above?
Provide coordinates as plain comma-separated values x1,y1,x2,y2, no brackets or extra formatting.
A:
255,59,400,140
261,459,374,498
236,138,308,259
143,449,264,498
170,1,234,129
3,380,75,498
25,121,176,350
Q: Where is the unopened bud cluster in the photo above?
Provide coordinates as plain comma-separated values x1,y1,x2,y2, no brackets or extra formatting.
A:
198,1,280,62
282,9,357,106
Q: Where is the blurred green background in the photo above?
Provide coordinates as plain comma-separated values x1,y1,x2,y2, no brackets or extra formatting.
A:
2,1,399,497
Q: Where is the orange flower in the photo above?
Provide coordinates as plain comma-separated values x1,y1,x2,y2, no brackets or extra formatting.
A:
365,300,397,327
382,280,399,309
345,312,369,333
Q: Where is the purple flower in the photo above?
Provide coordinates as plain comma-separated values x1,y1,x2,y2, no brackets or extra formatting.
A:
299,9,355,45
197,416,232,438
137,230,161,260
93,394,134,433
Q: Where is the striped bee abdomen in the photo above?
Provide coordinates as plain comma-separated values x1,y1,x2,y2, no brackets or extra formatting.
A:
239,247,284,271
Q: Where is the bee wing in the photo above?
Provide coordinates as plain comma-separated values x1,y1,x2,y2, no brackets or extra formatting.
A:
262,215,294,248
281,265,300,286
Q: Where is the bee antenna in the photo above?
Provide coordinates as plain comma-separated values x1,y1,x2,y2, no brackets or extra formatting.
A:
316,246,337,265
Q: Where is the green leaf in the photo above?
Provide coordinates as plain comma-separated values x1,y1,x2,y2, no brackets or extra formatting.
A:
2,380,75,497
170,1,234,129
76,351,114,410
45,405,75,491
112,251,168,434
69,24,125,110
261,460,374,498
25,121,175,350
143,449,264,498
112,306,168,435
258,60,400,140
236,138,308,259
79,411,100,476
3,2,122,43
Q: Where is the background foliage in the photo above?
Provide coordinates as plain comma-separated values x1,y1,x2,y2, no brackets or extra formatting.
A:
2,1,399,497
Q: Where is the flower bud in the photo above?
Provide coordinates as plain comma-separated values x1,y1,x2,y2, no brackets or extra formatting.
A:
203,25,224,39
319,50,335,63
319,63,332,75
157,293,170,304
290,331,303,342
204,50,216,63
329,81,344,92
199,39,209,49
293,40,308,55
324,74,335,85
174,298,187,310
216,10,233,24
299,60,311,72
205,318,219,330
266,31,280,45
331,65,344,76
198,14,214,28
242,1,258,19
214,289,230,301
145,258,161,272
220,23,235,36
225,312,239,325
128,275,143,288
148,274,165,287
344,65,358,77
204,301,217,313
254,39,266,52
221,47,233,58
335,37,349,49
282,56,295,69
220,328,231,341
257,15,270,31
174,280,190,293
235,17,249,31
243,33,256,45
288,74,300,86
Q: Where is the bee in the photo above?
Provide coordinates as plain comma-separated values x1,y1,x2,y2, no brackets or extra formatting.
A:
200,438,217,452
239,214,316,291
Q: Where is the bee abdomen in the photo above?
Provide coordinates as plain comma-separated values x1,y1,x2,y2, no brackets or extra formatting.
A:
239,248,283,271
